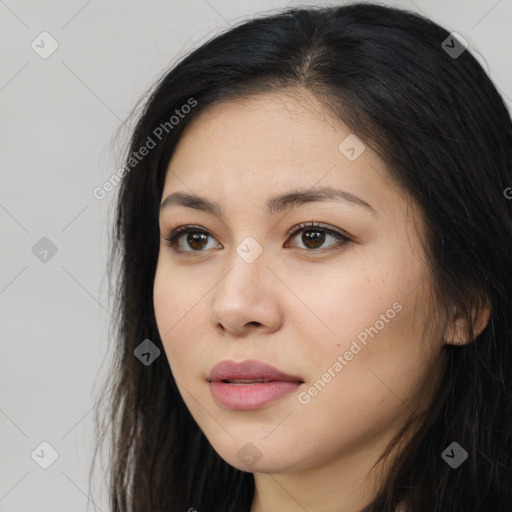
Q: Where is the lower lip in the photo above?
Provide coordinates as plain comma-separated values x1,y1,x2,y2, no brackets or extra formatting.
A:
209,380,302,410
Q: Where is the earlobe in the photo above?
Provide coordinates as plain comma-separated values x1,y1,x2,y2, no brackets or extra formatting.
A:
444,302,491,346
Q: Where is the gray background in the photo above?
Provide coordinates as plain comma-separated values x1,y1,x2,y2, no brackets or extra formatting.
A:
1,0,511,510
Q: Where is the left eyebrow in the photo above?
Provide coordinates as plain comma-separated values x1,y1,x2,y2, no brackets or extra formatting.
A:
160,186,377,219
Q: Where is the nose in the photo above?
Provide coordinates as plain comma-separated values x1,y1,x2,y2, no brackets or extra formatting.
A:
209,248,284,337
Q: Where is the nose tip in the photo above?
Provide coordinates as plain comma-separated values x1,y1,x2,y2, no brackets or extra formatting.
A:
209,261,284,337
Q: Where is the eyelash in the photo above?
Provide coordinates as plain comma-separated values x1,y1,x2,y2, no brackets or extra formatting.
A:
162,221,352,255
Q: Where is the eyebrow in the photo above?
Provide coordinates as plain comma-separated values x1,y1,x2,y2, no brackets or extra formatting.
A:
160,186,377,218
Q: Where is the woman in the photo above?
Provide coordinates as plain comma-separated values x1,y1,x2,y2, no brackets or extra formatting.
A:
92,3,512,511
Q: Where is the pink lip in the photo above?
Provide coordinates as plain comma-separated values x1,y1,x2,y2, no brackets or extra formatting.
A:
208,359,303,382
208,360,304,410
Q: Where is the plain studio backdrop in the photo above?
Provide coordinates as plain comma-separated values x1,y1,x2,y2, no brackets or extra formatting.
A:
0,0,511,510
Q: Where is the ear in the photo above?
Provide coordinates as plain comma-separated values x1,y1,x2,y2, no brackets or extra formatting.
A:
444,301,491,346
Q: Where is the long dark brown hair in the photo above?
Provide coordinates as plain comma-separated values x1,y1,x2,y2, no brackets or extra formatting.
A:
90,3,512,511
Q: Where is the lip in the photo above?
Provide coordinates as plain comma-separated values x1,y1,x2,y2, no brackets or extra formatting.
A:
208,359,304,410
208,359,303,383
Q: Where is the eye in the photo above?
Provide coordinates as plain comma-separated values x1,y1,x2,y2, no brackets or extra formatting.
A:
163,224,221,253
162,221,351,254
284,221,351,253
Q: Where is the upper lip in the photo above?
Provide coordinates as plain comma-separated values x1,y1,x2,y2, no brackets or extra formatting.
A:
208,360,304,383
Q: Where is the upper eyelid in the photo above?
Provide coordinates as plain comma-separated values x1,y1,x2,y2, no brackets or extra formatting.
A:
286,221,351,239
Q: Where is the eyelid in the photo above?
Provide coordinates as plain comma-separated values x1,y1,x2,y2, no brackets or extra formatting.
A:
163,224,218,246
163,221,352,253
285,221,352,240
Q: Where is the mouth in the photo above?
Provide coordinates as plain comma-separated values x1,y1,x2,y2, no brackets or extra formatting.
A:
207,360,304,410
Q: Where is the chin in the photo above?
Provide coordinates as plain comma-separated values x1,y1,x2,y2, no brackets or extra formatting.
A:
212,441,307,474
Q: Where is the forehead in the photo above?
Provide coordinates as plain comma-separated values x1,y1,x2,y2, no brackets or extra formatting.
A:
175,89,345,154
163,90,392,199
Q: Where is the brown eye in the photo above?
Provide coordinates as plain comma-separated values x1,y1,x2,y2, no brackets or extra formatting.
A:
186,232,209,251
300,229,326,249
285,222,351,253
163,225,221,253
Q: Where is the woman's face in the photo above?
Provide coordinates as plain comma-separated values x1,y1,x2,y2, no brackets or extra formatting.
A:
153,89,444,476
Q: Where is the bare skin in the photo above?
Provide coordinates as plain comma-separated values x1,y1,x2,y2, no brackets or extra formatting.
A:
153,89,489,512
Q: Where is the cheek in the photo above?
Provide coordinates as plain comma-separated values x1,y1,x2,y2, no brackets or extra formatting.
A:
293,301,437,457
153,259,173,336
312,293,436,416
286,264,399,361
293,256,435,395
153,258,211,378
153,256,195,334
153,259,187,360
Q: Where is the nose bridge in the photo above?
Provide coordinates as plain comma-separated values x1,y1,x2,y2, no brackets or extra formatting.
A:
219,235,267,299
